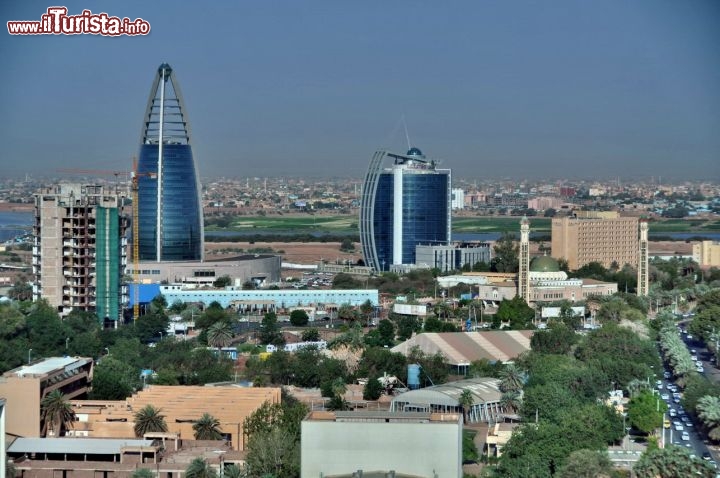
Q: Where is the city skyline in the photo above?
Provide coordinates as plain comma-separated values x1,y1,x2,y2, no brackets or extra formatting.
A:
2,1,719,180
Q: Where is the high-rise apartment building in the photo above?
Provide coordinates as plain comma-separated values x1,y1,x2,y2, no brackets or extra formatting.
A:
137,63,203,262
360,148,451,272
693,240,720,267
551,212,639,270
32,184,128,321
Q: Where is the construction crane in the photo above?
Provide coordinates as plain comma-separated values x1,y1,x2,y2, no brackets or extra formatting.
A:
56,162,156,323
130,158,156,322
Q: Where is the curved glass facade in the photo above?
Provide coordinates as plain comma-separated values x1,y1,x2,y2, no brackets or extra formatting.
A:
137,144,202,261
360,149,451,271
137,63,203,262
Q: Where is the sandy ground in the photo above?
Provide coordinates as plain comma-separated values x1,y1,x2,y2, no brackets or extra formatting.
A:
206,241,362,265
206,240,691,267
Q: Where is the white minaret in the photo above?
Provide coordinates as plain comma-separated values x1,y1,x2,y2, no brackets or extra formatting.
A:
519,216,531,303
638,219,649,297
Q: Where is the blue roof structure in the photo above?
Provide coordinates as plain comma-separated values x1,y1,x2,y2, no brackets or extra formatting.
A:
127,284,161,306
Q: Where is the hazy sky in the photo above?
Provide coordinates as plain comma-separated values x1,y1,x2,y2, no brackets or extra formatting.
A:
2,1,719,180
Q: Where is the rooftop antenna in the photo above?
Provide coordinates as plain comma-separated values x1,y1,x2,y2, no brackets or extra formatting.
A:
402,114,411,150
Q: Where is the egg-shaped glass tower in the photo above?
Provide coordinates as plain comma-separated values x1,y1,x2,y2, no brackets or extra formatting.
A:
137,63,203,261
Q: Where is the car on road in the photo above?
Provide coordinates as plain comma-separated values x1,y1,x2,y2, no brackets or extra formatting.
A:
664,371,671,379
702,452,712,461
669,409,677,417
697,366,705,373
675,423,684,431
661,393,670,400
681,432,690,441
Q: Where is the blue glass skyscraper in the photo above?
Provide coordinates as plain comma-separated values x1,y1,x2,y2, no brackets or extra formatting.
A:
137,63,203,261
360,148,451,271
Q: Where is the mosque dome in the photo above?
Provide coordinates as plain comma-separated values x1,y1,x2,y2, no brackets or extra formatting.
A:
406,147,423,157
530,255,560,273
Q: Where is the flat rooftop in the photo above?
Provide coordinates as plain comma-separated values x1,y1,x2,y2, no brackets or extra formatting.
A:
5,356,91,378
306,411,461,423
8,438,154,455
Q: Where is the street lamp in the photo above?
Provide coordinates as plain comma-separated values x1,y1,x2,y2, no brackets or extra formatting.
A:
622,413,628,450
104,347,110,356
158,331,163,341
65,337,70,350
28,348,32,364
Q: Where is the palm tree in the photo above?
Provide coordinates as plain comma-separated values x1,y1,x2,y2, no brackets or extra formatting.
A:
40,390,75,437
206,321,234,349
697,395,720,441
193,413,223,440
131,469,155,478
634,445,715,478
500,391,522,414
499,363,524,393
133,404,168,438
458,389,474,423
331,378,347,399
6,459,17,478
185,457,218,478
223,464,244,478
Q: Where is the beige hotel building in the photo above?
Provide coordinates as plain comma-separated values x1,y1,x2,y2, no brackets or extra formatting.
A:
551,212,639,271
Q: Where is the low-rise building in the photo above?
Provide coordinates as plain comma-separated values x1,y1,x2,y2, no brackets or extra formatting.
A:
0,357,93,438
301,410,462,478
158,286,378,310
390,377,505,424
71,385,280,451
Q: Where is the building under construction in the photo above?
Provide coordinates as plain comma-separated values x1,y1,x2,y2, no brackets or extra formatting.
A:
32,184,128,322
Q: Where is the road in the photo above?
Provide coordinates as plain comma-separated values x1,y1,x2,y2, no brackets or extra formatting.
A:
657,327,720,468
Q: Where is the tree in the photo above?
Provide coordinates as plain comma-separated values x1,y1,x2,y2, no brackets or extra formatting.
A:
133,405,168,437
222,465,244,478
212,275,232,288
634,445,715,478
332,273,362,289
697,395,720,441
628,390,667,434
40,390,75,437
90,356,137,400
339,238,355,252
495,296,535,329
557,449,613,478
7,278,32,301
376,319,395,346
301,328,320,342
193,413,223,440
243,398,305,477
500,391,522,414
491,232,519,273
289,309,309,327
363,376,383,400
244,427,300,478
530,322,577,355
259,312,285,346
336,304,358,322
185,458,218,478
359,299,375,324
396,315,421,341
499,363,525,393
131,469,155,478
206,321,234,348
459,389,474,423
